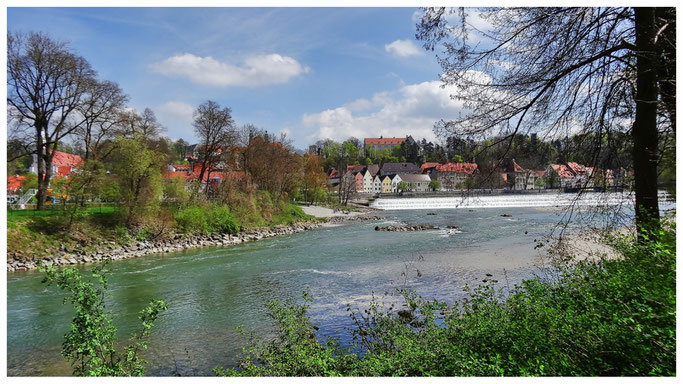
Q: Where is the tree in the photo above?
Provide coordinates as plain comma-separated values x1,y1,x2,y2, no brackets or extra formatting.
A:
451,154,464,163
8,32,96,209
301,154,327,205
193,101,237,196
75,80,128,161
109,136,165,225
417,7,675,235
397,181,409,192
172,138,189,162
429,179,441,191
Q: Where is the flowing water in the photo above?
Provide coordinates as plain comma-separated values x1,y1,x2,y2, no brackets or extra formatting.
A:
6,193,674,376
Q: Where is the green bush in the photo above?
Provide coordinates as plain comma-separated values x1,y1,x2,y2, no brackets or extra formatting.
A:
39,261,167,376
207,206,239,234
174,206,208,233
174,205,240,234
219,220,676,376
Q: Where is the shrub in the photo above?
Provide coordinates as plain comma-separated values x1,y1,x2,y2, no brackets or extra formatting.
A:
174,205,240,234
207,206,239,234
39,261,167,376
174,206,208,234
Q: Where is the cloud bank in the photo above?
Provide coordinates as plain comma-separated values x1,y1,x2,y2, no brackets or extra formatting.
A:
151,53,310,87
302,81,467,143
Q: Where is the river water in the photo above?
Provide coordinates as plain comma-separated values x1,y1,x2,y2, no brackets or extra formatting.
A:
6,193,674,376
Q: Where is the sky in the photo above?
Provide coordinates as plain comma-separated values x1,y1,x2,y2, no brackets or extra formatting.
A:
7,7,471,149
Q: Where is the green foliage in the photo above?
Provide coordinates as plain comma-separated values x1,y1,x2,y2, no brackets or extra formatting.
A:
163,175,189,205
221,220,676,377
428,179,441,191
397,181,409,192
39,261,167,376
109,136,165,225
21,172,38,191
174,205,240,234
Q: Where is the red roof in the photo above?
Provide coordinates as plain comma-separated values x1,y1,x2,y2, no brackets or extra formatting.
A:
7,175,26,192
56,166,73,177
421,162,440,170
163,171,189,180
550,164,575,178
364,137,406,146
435,162,478,174
566,162,586,175
51,150,82,169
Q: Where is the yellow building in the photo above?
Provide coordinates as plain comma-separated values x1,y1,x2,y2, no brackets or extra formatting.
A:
381,175,394,193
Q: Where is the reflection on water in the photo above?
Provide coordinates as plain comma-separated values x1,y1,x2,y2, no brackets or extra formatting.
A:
7,202,664,376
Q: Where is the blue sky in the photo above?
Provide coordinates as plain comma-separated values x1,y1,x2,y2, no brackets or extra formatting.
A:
8,7,469,149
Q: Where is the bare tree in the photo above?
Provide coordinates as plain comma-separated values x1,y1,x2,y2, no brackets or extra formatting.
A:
193,100,237,195
138,108,164,138
114,107,163,139
416,7,675,235
75,79,128,161
8,32,96,209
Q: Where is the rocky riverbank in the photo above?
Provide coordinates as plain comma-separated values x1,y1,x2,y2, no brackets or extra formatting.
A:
7,213,383,272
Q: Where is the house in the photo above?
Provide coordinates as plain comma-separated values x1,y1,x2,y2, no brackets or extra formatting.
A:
381,175,397,193
379,162,421,176
372,174,383,194
503,159,541,190
30,150,82,179
361,169,374,193
546,162,590,189
326,169,340,188
398,174,432,192
364,136,406,152
432,162,478,189
390,174,403,193
7,175,26,194
420,162,440,173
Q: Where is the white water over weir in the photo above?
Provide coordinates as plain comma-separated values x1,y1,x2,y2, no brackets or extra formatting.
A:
370,192,645,210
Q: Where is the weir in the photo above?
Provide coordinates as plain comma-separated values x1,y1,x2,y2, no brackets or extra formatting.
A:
369,191,665,210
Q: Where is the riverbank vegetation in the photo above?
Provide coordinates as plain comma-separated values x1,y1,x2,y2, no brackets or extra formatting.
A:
8,32,333,262
40,261,167,376
216,219,675,376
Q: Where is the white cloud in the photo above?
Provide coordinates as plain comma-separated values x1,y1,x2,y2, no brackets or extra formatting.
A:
302,81,468,143
384,39,421,57
150,53,310,87
155,101,195,140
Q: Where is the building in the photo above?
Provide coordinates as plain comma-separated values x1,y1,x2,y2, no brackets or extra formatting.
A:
361,169,374,193
30,150,82,179
503,159,542,190
432,162,478,189
381,175,397,193
364,137,406,152
372,174,383,194
546,162,590,189
397,174,432,192
379,162,421,176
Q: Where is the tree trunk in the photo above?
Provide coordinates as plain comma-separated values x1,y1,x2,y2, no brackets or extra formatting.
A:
35,128,46,211
632,7,660,235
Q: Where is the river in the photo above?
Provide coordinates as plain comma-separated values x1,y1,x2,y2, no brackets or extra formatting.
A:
6,193,674,376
